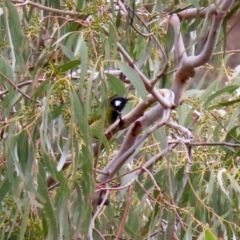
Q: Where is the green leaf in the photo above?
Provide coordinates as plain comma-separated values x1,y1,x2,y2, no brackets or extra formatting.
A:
70,89,90,144
76,0,85,10
165,24,174,55
204,229,217,240
60,44,76,60
153,128,167,150
33,79,52,101
0,177,11,204
116,61,148,102
5,1,27,49
37,166,58,239
217,168,233,203
56,181,71,240
0,56,14,81
0,56,15,115
208,98,240,109
56,137,70,171
79,35,88,89
204,85,239,107
50,103,67,119
91,128,110,155
106,73,126,96
16,131,29,171
116,10,122,29
56,60,80,73
19,196,30,240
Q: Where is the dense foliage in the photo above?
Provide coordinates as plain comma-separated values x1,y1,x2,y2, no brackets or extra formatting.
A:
0,0,240,239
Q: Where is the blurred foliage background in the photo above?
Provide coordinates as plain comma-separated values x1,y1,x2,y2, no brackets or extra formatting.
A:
0,0,240,239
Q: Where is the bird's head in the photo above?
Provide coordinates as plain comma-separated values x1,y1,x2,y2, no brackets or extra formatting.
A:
109,97,131,123
109,97,131,112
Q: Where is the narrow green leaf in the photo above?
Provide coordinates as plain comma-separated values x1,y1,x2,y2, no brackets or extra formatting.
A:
0,56,14,115
85,56,102,117
116,10,122,29
56,60,80,73
204,85,239,107
5,0,27,49
205,229,217,240
108,24,117,59
19,196,30,240
71,89,89,143
37,170,58,239
56,181,71,240
153,128,167,150
116,61,148,102
165,24,174,55
16,131,29,171
60,44,76,60
91,128,110,155
165,210,176,239
106,74,126,96
0,177,11,203
76,0,85,10
33,79,52,102
208,98,240,109
56,137,70,171
52,32,73,46
0,56,14,81
217,168,232,203
50,103,67,120
80,35,88,90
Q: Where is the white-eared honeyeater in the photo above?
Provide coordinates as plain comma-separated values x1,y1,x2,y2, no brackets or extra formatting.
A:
90,97,131,130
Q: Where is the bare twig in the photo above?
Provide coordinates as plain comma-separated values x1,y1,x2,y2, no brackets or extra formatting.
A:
0,72,32,100
125,3,169,65
176,5,216,21
190,142,240,147
115,186,133,240
12,0,83,17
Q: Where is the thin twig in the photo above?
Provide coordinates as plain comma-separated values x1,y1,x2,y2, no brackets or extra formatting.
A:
125,3,169,64
12,0,83,17
0,79,44,98
190,142,240,147
115,186,133,240
0,72,32,100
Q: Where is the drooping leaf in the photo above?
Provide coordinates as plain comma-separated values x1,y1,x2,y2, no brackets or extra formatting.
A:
56,60,80,73
106,73,126,96
116,61,148,102
204,85,239,107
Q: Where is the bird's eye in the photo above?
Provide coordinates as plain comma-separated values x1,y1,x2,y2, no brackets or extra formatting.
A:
114,100,122,107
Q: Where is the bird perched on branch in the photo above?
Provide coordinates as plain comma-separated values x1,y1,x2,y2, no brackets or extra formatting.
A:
90,96,131,130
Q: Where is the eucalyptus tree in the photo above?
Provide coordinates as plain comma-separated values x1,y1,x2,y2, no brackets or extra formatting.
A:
0,0,240,239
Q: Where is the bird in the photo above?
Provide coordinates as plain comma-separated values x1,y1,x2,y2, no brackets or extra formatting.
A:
90,96,131,130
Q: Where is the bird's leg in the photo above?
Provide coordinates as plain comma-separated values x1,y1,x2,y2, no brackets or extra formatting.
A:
117,111,124,127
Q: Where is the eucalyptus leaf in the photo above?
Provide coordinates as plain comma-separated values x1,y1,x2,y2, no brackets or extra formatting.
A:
116,61,148,102
106,73,126,96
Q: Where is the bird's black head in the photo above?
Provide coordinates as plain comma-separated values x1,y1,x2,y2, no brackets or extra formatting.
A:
109,97,130,112
109,97,131,123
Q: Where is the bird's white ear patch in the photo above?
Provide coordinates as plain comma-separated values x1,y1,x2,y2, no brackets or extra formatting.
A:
114,100,122,107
